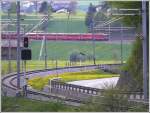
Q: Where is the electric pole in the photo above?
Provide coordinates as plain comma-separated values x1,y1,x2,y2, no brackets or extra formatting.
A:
8,9,11,73
91,21,96,65
142,1,148,101
120,23,123,64
44,15,48,69
16,1,21,89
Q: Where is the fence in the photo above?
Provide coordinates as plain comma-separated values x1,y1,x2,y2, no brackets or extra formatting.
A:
42,79,145,102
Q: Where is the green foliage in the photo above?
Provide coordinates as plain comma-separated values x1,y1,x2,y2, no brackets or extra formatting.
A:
108,1,142,30
122,37,143,89
9,2,17,14
39,1,50,14
1,61,17,75
94,11,108,25
1,60,123,76
2,96,77,112
30,41,132,60
28,70,119,90
28,76,48,90
80,85,129,112
85,3,96,27
79,84,148,112
128,104,149,112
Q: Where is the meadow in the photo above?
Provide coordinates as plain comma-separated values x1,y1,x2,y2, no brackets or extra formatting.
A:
2,96,77,112
2,41,132,75
30,41,132,60
2,11,87,33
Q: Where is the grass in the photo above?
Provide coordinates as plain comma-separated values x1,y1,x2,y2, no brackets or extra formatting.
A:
2,90,148,112
30,41,132,60
2,40,131,75
28,69,119,90
2,96,77,112
2,11,87,33
1,60,122,76
47,19,87,33
52,10,86,19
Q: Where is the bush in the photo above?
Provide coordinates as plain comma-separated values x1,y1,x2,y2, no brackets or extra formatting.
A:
128,104,149,112
121,37,143,91
80,84,129,112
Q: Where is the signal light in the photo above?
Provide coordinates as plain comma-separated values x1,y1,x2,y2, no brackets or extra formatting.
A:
23,37,28,47
21,48,31,60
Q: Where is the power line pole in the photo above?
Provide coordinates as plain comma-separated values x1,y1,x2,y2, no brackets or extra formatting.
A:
108,24,111,41
120,23,123,64
91,21,96,65
142,1,148,101
8,9,11,73
44,14,49,69
44,34,47,69
16,1,21,89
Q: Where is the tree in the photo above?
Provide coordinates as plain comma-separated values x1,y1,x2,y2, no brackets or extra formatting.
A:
85,3,96,28
122,37,143,90
39,1,52,15
68,0,77,14
80,85,129,112
107,1,142,31
9,2,17,14
39,1,47,14
39,1,52,31
94,11,108,26
69,52,86,62
107,1,147,92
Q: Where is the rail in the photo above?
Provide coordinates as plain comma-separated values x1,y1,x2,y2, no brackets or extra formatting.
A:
2,64,148,106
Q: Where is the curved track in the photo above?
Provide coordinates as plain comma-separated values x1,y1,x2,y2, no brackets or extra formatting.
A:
2,64,148,106
2,65,102,89
2,65,107,105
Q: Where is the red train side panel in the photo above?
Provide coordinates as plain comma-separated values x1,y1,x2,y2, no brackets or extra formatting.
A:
1,33,108,41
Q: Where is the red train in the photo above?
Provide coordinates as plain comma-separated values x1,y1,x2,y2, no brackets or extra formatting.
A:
1,33,108,41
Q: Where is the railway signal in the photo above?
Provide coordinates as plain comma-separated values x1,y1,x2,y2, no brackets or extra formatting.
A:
21,48,31,60
21,36,32,97
21,37,31,60
23,37,29,48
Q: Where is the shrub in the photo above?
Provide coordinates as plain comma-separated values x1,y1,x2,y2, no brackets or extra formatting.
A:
80,84,129,112
121,36,143,91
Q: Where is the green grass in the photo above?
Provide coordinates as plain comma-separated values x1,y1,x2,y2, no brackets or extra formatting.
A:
1,60,122,76
2,96,77,112
28,69,119,90
47,19,87,33
52,10,86,19
30,41,132,60
2,41,131,75
2,12,87,33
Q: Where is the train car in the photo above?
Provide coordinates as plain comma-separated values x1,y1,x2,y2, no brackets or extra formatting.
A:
1,33,109,41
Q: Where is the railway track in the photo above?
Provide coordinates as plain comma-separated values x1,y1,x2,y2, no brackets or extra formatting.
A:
2,64,148,106
2,65,104,105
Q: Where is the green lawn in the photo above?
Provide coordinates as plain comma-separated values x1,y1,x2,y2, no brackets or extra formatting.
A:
47,19,87,33
2,41,132,76
2,12,87,33
2,96,77,112
30,41,132,61
28,69,119,90
1,60,122,76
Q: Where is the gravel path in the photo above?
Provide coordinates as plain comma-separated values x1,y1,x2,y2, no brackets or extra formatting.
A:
68,77,119,89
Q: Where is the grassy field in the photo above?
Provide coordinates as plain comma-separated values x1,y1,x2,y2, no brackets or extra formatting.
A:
2,11,87,33
28,69,119,90
1,60,123,76
2,96,77,112
2,91,148,112
2,41,131,75
30,41,132,60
